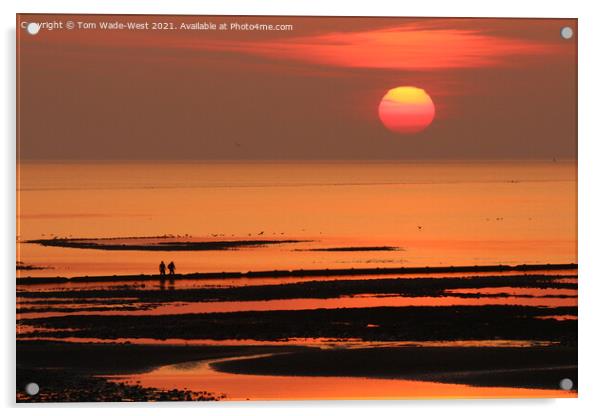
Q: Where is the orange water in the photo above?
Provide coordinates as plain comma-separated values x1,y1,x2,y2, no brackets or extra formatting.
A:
18,292,577,320
111,354,577,400
17,161,577,277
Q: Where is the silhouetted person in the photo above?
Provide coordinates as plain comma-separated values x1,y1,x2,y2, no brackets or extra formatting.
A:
168,261,176,276
159,261,166,277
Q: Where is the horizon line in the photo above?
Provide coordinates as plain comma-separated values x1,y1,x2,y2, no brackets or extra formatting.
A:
16,158,578,164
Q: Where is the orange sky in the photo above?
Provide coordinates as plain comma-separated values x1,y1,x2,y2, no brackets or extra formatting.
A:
17,15,577,161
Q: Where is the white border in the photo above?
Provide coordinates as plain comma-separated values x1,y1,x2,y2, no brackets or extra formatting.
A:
3,1,602,415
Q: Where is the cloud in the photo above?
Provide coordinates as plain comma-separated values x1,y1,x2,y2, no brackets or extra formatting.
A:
22,17,570,73
185,24,564,71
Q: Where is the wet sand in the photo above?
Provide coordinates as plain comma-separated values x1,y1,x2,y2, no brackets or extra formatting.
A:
16,341,304,402
16,264,578,401
25,236,308,251
19,305,577,343
118,352,576,401
17,341,576,401
212,346,577,391
16,263,577,285
16,340,305,374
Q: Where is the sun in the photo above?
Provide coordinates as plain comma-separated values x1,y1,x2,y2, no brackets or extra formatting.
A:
378,86,435,134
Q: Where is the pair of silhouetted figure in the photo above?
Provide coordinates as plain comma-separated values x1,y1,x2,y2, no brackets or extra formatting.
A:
159,261,176,278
